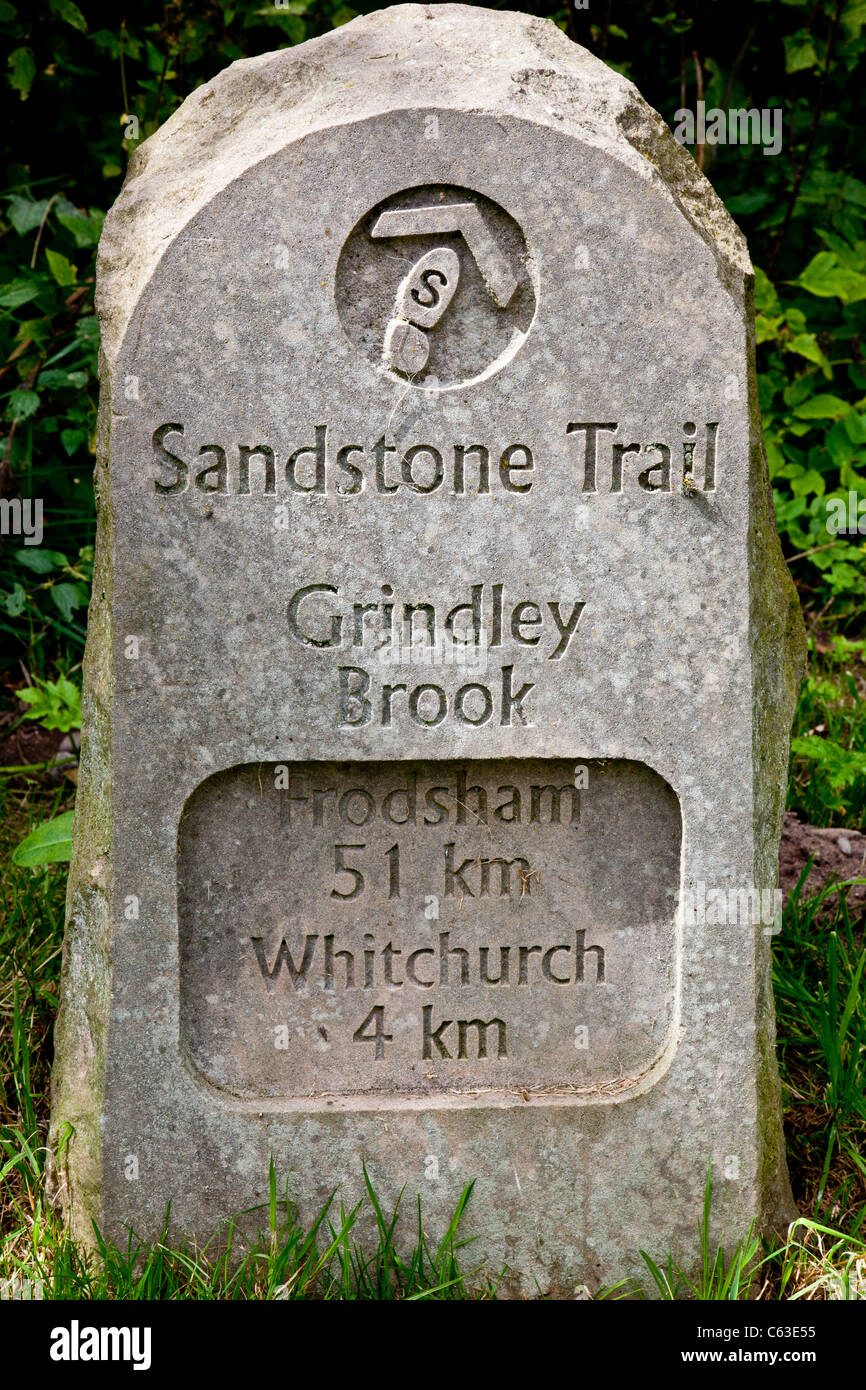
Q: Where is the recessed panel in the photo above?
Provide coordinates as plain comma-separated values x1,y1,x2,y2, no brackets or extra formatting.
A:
178,759,681,1102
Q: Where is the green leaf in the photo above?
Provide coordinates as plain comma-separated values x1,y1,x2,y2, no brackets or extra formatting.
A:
39,368,87,390
826,420,858,467
795,251,866,303
726,191,772,216
60,427,86,455
18,675,81,731
790,468,825,497
843,412,866,443
783,33,819,72
842,175,866,208
14,547,67,574
91,28,134,59
50,581,85,621
793,394,851,420
74,315,99,344
755,313,784,344
6,196,50,235
252,7,307,41
753,267,780,314
55,200,104,248
766,438,786,475
144,37,168,74
815,228,866,268
791,735,866,789
826,560,866,591
48,0,87,31
786,333,832,375
2,583,26,617
0,278,41,309
7,47,36,100
794,251,837,294
15,316,50,346
45,248,77,286
783,375,813,407
7,389,40,421
758,375,780,413
12,811,75,868
843,0,866,22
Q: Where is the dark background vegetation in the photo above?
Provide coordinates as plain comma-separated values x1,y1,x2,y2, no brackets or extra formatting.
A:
0,0,864,1296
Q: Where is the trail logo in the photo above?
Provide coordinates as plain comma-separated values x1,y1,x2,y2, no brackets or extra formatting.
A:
334,184,537,390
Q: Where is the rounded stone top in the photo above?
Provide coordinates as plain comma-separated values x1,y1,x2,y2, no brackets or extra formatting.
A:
96,2,749,371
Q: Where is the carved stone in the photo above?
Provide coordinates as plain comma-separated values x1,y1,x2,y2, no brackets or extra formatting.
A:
50,3,804,1295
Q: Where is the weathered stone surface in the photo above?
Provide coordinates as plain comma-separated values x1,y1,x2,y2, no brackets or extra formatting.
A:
50,3,805,1294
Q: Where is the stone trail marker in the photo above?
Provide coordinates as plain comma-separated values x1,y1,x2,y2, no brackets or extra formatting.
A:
50,4,805,1294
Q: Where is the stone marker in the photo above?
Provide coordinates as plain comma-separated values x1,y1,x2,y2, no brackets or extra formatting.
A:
50,3,805,1294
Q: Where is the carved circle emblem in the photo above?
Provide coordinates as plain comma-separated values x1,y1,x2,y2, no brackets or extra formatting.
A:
335,184,538,391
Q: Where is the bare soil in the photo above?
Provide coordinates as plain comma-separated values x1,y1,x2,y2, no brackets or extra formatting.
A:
780,811,866,918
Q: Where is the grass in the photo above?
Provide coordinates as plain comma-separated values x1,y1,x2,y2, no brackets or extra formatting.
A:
1,1154,490,1300
0,779,68,1240
773,869,866,1224
636,1175,866,1301
638,1167,763,1301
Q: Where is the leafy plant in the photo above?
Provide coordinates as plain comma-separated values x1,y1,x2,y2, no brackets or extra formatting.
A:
788,630,866,828
16,675,80,732
10,810,74,868
757,257,866,616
